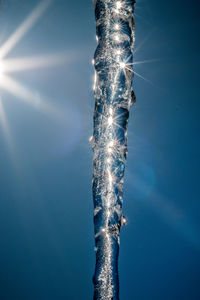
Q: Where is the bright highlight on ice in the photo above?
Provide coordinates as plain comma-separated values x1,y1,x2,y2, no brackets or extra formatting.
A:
114,23,120,30
116,1,122,9
120,61,126,69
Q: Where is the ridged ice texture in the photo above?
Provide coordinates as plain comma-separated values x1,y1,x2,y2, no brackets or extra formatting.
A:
91,0,136,299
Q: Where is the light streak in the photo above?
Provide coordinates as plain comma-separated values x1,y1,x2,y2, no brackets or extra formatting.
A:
0,0,73,127
2,53,71,74
0,98,12,149
0,0,72,164
0,62,5,77
0,0,52,60
0,74,60,117
0,0,54,115
92,0,136,299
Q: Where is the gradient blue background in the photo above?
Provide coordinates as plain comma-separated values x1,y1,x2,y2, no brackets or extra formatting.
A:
0,0,199,299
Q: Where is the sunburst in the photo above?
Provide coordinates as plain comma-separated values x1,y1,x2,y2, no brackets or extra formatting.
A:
0,0,69,120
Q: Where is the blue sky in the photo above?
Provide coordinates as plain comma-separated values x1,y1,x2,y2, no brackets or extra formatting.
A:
0,0,199,299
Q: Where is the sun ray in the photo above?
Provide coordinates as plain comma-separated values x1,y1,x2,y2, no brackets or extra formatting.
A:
0,0,52,60
0,97,12,149
134,70,154,85
132,58,161,65
0,97,21,170
2,52,75,73
133,29,155,56
0,74,62,119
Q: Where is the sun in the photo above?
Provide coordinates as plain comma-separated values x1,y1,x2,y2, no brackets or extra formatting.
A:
0,0,71,120
0,0,71,159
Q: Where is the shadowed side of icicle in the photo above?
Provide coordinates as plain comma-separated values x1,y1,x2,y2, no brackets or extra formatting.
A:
92,0,136,299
